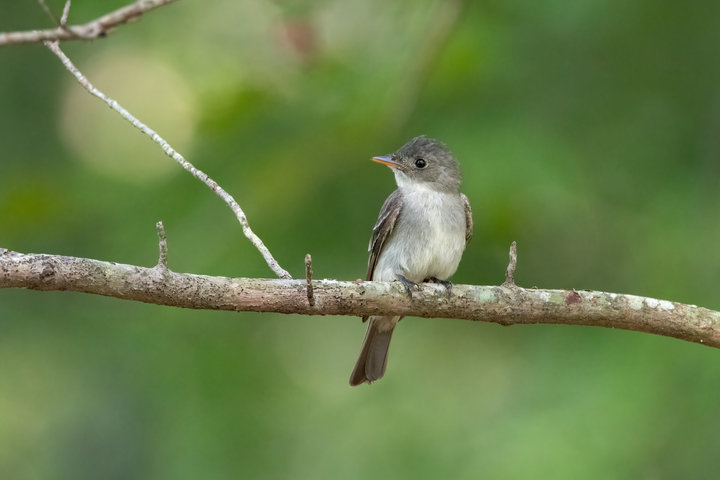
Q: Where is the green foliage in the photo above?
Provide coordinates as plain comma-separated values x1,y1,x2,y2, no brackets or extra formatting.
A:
2,0,720,478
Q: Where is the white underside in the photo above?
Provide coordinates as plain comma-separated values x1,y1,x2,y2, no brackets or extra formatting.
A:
372,182,467,284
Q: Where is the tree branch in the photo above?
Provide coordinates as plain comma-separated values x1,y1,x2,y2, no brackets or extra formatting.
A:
2,248,719,349
0,0,179,46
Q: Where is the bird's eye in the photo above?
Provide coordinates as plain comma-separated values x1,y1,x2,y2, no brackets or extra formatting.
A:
415,158,427,169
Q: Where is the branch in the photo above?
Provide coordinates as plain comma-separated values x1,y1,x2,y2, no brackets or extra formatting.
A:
42,40,291,280
2,248,719,349
0,0,179,46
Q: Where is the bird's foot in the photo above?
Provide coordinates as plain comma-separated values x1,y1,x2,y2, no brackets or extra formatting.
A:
426,277,453,293
396,274,420,297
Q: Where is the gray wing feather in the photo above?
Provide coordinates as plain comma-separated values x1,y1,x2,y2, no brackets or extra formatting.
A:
367,189,403,281
362,190,402,323
461,193,473,243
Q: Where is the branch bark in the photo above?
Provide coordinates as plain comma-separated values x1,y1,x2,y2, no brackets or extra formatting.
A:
0,0,179,46
2,248,719,349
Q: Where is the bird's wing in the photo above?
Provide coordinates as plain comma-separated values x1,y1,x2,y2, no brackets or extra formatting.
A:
461,193,473,243
367,189,404,281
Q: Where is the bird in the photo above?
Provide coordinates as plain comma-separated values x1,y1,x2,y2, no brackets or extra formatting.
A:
349,135,473,386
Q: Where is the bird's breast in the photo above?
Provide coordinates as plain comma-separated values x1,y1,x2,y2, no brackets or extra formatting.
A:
374,187,467,283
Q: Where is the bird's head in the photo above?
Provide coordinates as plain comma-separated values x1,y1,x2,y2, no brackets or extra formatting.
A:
372,136,461,193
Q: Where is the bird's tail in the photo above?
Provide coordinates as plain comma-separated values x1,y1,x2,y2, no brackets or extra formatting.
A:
349,316,397,386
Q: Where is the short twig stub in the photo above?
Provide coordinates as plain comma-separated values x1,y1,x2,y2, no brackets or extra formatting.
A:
156,221,168,270
305,254,315,306
503,241,518,286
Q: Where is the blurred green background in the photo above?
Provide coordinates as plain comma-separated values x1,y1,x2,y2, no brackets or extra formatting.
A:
2,0,720,478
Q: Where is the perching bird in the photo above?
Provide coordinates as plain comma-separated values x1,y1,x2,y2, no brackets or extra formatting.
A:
349,136,473,386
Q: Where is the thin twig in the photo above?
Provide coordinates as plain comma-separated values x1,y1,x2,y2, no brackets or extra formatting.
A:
43,41,291,279
0,0,179,46
156,221,168,270
305,254,315,306
503,241,517,286
38,0,80,40
60,0,72,25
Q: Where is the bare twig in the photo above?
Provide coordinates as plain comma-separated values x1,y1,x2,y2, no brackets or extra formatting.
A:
2,249,720,349
38,0,81,38
60,0,72,25
156,221,168,269
0,0,179,46
42,41,292,279
503,241,517,286
305,254,315,306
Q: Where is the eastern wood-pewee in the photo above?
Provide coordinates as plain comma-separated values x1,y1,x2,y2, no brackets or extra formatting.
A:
350,136,473,386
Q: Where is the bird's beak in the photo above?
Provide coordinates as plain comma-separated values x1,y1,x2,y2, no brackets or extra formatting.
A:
371,155,401,169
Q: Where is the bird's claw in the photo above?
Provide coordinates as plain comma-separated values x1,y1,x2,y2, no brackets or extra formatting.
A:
396,274,420,297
